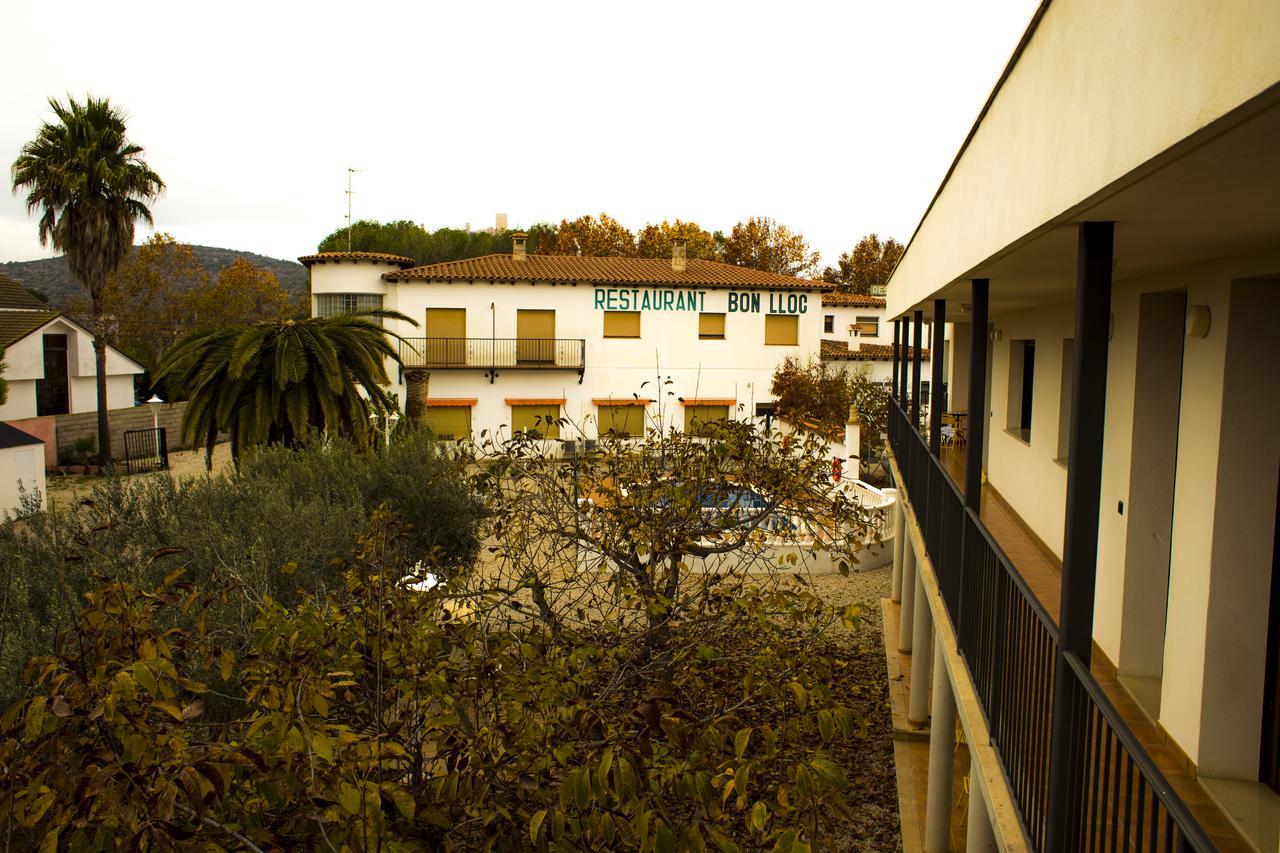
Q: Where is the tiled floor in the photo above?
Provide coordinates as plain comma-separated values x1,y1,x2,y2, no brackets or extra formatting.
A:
930,444,1252,852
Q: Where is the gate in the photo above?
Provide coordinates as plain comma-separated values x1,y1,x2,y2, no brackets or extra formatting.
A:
123,427,169,474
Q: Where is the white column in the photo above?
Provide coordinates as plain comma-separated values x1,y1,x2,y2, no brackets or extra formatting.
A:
890,494,905,603
965,766,997,852
925,636,957,852
897,535,917,652
908,568,933,726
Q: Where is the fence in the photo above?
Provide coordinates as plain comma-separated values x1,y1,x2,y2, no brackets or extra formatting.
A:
888,398,1211,851
122,427,169,474
398,338,586,371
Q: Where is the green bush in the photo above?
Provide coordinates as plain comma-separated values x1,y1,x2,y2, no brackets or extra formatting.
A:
0,430,483,707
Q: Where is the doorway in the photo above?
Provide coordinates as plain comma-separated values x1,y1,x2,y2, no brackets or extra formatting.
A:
1117,290,1187,718
424,308,466,365
36,333,69,416
517,309,556,365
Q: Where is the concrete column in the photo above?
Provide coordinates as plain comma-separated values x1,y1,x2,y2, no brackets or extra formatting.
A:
965,766,997,852
890,493,906,602
925,636,957,852
897,535,917,652
908,567,933,726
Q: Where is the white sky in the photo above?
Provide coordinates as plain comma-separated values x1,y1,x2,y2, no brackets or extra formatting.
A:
0,0,1039,268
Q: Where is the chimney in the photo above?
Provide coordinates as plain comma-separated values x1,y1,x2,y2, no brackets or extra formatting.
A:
495,212,509,232
671,237,687,273
512,232,528,262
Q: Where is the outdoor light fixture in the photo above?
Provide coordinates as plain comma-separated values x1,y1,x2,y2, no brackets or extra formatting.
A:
146,394,163,431
1186,305,1211,338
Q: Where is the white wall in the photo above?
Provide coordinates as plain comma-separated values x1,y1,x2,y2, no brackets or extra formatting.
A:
0,442,45,516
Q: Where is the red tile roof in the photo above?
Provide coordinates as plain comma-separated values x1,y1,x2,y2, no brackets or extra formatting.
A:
298,251,416,268
384,254,826,291
820,339,928,362
821,292,886,307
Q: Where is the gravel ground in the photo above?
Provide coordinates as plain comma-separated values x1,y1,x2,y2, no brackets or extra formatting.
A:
810,563,902,852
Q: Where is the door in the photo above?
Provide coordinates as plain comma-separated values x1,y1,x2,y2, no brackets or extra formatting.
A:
14,448,39,509
1261,470,1280,792
425,308,466,365
517,309,555,365
36,334,69,416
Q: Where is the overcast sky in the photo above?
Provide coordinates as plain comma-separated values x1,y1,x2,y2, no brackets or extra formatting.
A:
0,0,1038,268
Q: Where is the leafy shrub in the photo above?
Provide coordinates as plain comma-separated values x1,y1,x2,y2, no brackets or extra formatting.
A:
0,431,482,708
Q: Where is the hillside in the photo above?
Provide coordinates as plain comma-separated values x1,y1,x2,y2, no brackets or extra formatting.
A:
0,245,308,308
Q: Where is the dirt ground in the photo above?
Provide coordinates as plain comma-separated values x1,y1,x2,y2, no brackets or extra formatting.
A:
44,442,234,511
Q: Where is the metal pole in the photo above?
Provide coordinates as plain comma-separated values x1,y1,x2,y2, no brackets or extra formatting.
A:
1045,222,1114,851
912,310,924,430
893,319,902,400
965,280,990,511
930,299,947,457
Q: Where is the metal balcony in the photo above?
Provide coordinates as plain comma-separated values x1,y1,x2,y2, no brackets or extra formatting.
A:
397,337,586,383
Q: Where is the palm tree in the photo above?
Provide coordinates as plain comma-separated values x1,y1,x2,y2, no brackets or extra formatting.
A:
153,310,415,470
11,95,164,466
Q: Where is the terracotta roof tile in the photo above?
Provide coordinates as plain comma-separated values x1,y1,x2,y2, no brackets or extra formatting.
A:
385,254,827,291
0,274,52,311
821,292,886,307
0,310,59,349
820,339,928,362
298,251,416,268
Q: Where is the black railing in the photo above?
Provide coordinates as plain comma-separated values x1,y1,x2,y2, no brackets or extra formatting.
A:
123,427,169,474
398,337,586,371
888,398,1211,852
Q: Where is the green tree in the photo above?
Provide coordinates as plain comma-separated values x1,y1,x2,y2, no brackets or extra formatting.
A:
771,355,890,449
636,219,720,261
547,213,636,256
317,220,543,265
721,217,819,278
185,258,292,330
11,96,164,466
153,310,414,469
821,233,904,295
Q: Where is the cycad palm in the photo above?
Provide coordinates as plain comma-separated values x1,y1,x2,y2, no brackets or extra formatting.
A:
154,310,413,470
11,96,164,465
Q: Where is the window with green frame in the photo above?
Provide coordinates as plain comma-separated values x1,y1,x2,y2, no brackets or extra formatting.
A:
684,404,730,436
597,404,645,438
511,404,561,439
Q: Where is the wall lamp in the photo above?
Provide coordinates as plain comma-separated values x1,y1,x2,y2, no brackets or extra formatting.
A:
1186,305,1211,338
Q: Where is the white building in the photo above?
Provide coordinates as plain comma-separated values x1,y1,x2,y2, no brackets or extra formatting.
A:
0,421,45,516
0,274,143,421
883,1,1280,850
818,292,935,388
301,237,826,443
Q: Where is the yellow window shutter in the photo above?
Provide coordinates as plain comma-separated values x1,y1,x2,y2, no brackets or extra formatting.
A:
598,405,643,437
698,313,726,339
424,407,471,439
684,405,730,436
764,314,798,346
603,311,641,338
511,405,560,439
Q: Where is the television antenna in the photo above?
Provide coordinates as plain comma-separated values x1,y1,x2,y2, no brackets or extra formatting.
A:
345,168,360,251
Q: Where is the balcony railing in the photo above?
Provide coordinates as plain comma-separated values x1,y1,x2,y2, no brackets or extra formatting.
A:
888,398,1212,852
397,337,586,377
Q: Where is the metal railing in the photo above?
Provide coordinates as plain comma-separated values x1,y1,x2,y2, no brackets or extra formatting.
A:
398,337,586,371
888,398,1211,851
123,427,169,474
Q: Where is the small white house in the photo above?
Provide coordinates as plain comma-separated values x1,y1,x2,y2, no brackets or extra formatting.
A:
0,274,143,421
0,421,45,516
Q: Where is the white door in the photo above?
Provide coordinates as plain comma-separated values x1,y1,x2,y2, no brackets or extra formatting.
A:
15,448,39,508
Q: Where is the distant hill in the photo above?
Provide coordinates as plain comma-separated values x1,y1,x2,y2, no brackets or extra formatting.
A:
0,245,308,308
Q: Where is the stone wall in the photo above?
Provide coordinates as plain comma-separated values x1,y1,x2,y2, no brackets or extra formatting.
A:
53,402,192,460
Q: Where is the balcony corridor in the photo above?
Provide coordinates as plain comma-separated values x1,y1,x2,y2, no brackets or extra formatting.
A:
929,444,1250,851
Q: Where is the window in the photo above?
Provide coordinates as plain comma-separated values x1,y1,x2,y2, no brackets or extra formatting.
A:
1006,340,1035,442
684,405,731,436
424,307,467,364
424,406,471,440
823,315,835,334
698,312,726,340
517,309,556,364
597,404,645,438
764,315,798,346
603,311,641,339
854,316,879,337
1057,339,1075,461
511,404,561,439
316,292,383,318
